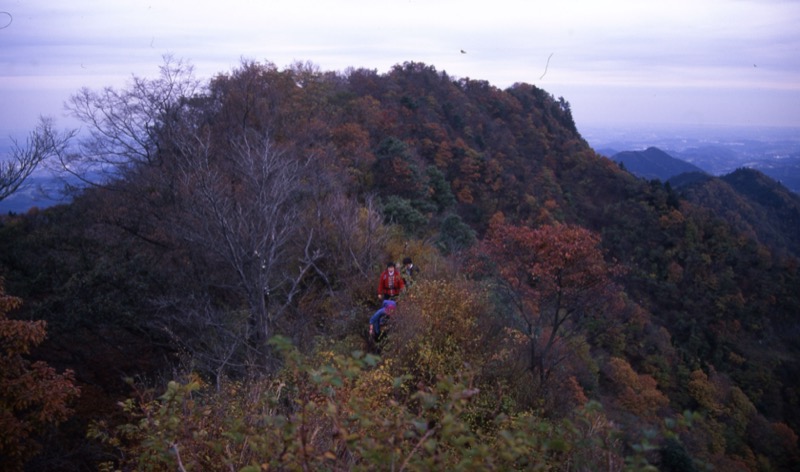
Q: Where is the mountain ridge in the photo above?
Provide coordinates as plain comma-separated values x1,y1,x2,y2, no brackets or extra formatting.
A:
610,146,706,181
1,60,798,470
671,167,800,257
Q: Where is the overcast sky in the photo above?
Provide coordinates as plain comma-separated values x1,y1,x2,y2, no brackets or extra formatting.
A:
2,0,799,143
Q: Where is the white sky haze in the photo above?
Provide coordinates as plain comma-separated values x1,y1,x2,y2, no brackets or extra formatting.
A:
1,0,799,140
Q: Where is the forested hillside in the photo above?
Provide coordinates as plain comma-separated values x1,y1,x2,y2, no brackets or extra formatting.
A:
672,167,800,260
1,59,798,471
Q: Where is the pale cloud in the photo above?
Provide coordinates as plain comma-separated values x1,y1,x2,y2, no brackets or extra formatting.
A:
1,0,799,136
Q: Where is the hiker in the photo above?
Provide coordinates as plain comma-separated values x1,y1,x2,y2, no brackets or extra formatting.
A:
377,261,405,301
369,299,397,342
401,257,419,286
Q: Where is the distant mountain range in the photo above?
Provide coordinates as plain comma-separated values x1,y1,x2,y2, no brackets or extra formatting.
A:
672,145,800,195
608,147,706,181
587,124,800,195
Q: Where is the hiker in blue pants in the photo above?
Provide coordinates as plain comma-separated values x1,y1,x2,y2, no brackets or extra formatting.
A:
369,299,397,343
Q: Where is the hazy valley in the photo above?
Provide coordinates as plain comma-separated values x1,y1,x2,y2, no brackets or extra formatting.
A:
584,123,800,193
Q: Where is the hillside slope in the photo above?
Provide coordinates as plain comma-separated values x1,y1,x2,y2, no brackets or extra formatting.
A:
1,60,798,470
673,167,800,258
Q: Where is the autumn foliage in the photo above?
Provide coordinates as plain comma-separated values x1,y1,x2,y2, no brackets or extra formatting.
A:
475,220,621,395
88,337,635,471
385,279,488,384
0,59,798,470
0,280,80,471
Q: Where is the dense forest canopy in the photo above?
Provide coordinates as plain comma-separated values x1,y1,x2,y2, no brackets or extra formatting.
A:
1,58,798,471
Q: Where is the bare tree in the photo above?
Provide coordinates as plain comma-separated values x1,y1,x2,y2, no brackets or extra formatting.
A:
172,128,322,369
0,117,75,202
62,55,200,183
156,294,250,390
319,191,388,279
58,56,348,376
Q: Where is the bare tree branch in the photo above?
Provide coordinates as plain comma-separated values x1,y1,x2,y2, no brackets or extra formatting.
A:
0,117,75,202
61,55,200,184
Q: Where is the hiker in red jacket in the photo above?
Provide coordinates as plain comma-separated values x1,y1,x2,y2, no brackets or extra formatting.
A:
377,262,405,301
